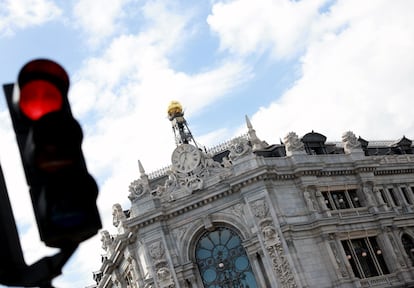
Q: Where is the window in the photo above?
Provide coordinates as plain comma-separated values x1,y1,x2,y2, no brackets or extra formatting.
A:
401,187,413,205
401,234,414,265
195,227,258,288
388,188,400,206
378,189,390,206
322,189,361,210
342,237,389,279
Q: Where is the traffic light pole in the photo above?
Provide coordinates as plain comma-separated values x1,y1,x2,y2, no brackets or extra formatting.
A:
0,84,77,287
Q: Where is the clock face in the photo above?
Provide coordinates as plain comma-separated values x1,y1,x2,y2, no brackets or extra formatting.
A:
171,144,201,173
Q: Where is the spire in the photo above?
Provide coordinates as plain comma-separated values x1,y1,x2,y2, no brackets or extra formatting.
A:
137,160,149,184
245,115,267,151
246,115,253,129
138,160,146,176
167,101,197,147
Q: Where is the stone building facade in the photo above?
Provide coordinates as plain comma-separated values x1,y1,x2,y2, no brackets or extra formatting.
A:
88,118,414,288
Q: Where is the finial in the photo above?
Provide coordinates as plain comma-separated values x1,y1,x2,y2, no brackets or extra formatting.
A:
245,115,267,151
138,160,146,176
245,115,253,129
167,100,183,120
137,160,149,185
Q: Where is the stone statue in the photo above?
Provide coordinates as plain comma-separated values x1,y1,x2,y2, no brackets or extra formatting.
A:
112,203,126,227
342,131,361,153
284,132,304,155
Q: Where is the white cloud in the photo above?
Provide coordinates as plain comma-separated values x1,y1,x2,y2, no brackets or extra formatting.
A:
72,0,132,46
0,0,61,36
208,0,330,59
208,0,414,143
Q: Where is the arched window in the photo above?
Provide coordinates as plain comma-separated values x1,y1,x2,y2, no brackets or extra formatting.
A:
402,234,414,265
195,227,258,288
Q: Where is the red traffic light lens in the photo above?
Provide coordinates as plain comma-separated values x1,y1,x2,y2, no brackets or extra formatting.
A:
19,80,63,120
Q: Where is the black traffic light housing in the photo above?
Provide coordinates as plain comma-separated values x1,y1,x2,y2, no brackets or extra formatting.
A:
4,59,101,248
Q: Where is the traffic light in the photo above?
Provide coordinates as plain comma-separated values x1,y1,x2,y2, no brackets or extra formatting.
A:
4,59,101,248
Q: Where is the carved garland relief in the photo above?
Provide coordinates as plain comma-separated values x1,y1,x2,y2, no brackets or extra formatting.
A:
251,199,298,288
148,241,176,288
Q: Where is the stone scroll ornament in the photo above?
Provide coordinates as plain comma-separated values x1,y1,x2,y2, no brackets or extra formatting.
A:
252,199,298,288
128,178,150,202
228,137,252,160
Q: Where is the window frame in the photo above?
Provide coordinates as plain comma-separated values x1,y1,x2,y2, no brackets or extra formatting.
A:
341,237,389,279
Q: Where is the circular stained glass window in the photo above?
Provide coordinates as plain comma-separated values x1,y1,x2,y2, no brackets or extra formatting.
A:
195,227,258,288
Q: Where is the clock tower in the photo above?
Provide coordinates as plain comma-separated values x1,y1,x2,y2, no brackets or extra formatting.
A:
166,101,230,195
167,101,196,146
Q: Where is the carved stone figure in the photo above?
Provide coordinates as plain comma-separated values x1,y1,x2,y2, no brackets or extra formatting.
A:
284,132,305,155
128,178,150,202
101,230,113,251
165,171,179,192
263,225,278,242
228,137,251,160
252,199,269,218
304,190,317,212
342,131,361,153
222,156,233,168
363,183,376,207
157,267,171,281
149,241,164,260
112,203,126,227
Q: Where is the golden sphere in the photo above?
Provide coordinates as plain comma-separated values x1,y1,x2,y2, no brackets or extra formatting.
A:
167,101,183,117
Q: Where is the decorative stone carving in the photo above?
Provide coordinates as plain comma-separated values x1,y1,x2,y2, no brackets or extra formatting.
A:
129,160,151,202
101,230,113,251
222,156,233,168
263,225,278,242
252,199,269,218
229,137,252,160
264,228,297,288
329,241,348,277
229,203,244,219
157,267,171,281
250,198,298,288
164,171,180,194
246,115,267,151
148,241,175,287
342,131,361,153
172,223,194,243
149,241,165,260
304,188,317,212
155,149,232,201
284,132,305,156
112,203,127,228
128,178,150,202
363,182,376,207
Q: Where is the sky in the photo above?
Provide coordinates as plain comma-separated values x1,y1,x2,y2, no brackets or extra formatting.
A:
0,0,413,287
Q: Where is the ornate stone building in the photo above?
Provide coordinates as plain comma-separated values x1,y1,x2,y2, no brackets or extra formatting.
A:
88,103,414,288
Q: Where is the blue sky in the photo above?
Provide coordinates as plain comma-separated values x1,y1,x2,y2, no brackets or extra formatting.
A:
0,0,413,287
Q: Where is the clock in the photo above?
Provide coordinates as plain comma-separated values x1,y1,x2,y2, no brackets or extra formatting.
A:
171,144,201,173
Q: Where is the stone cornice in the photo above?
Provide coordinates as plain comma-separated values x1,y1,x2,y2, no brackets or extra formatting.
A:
124,155,414,231
279,211,414,240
